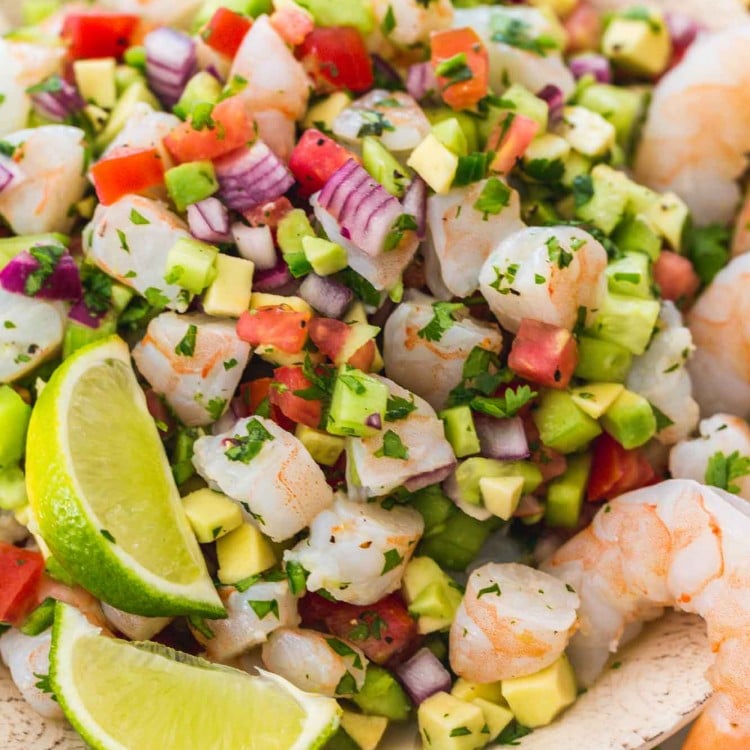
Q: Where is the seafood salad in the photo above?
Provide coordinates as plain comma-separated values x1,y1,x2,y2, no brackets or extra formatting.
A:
1,1,750,749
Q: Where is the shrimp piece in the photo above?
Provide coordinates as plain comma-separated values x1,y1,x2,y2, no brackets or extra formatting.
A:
0,629,62,719
686,253,750,418
192,416,334,542
626,301,699,445
191,580,299,662
543,479,750,750
449,563,580,683
0,289,65,384
0,126,88,235
670,414,750,499
133,312,252,427
32,576,109,631
84,195,193,312
253,109,296,163
424,179,525,300
0,510,28,544
284,494,424,606
478,226,608,334
383,292,504,411
587,0,748,31
634,24,750,225
371,0,453,48
98,0,204,28
262,628,367,698
101,603,172,641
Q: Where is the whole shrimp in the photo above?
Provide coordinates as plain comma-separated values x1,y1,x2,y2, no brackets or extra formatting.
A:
543,479,750,750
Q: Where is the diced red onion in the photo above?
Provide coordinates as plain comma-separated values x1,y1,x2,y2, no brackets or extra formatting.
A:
365,413,382,430
30,77,85,122
568,53,611,84
0,159,18,194
537,84,564,124
474,415,529,460
665,12,702,53
406,62,438,102
318,160,404,258
253,258,293,292
298,273,354,319
68,299,104,329
187,198,232,243
215,141,295,213
514,494,543,518
232,223,277,270
0,250,81,300
371,54,404,91
402,176,427,241
144,27,197,107
404,461,457,493
395,648,451,706
231,395,250,419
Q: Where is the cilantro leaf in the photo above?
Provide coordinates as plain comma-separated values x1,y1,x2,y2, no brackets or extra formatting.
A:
174,324,197,357
685,223,729,286
375,430,409,460
80,264,113,315
705,450,750,494
491,16,558,56
385,394,417,422
356,110,395,138
417,301,465,342
248,599,280,620
546,236,574,269
470,385,537,419
572,174,594,208
225,418,275,464
286,560,309,596
474,177,511,219
24,245,65,296
381,547,404,574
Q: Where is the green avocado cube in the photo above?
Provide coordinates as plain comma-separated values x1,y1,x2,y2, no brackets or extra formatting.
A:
472,698,514,742
327,366,389,437
424,108,479,153
0,386,32,468
451,679,504,705
352,666,411,721
304,92,352,132
577,83,647,152
95,80,160,150
431,118,470,157
418,692,485,750
173,72,222,120
644,192,689,252
454,458,543,506
277,209,316,256
182,488,243,543
606,251,652,299
478,475,524,521
164,237,219,293
165,160,219,212
602,10,671,77
0,233,68,269
407,134,459,195
340,711,389,750
611,215,662,262
74,58,116,109
439,405,480,458
202,254,254,318
498,83,549,133
587,292,661,355
533,390,602,454
545,453,592,528
0,464,28,511
409,581,461,621
295,424,345,465
216,522,277,584
600,388,657,449
570,383,624,419
362,136,409,197
302,236,348,276
574,336,633,383
402,556,447,604
560,106,615,158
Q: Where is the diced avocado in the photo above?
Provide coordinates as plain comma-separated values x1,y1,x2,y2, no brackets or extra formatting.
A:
409,581,462,622
352,666,411,721
63,316,118,359
600,388,657,449
570,383,624,419
644,192,689,252
114,64,144,95
302,236,348,276
575,164,630,234
22,0,61,24
165,160,219,212
545,453,592,528
407,134,459,195
423,108,479,154
0,386,32,469
74,58,117,109
625,182,660,215
295,0,375,34
250,292,313,315
431,118,469,157
0,464,28,511
611,214,661,261
559,106,616,158
533,390,602,454
409,486,455,536
304,92,352,132
588,292,661,355
606,252,652,299
277,209,316,256
439,405,480,458
522,134,570,181
173,72,222,120
96,81,161,149
418,511,494,572
0,233,68,269
451,679,504,705
472,698,514,742
215,522,277,584
182,488,242,544
295,424,345,465
327,366,389,437
401,556,447,605
498,84,549,133
574,336,633,383
501,655,577,728
361,136,409,198
561,152,591,190
111,282,134,314
202,254,254,318
165,237,219,294
418,692,485,750
478,476,524,521
402,556,462,633
602,10,671,77
454,458,543,507
576,84,647,152
340,711,389,750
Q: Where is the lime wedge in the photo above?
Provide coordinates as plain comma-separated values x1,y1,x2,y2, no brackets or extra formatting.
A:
26,336,222,617
51,602,341,750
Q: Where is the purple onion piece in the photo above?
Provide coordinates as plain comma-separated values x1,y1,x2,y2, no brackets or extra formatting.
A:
404,461,457,493
665,12,702,51
0,250,82,301
144,27,197,107
402,176,427,241
395,648,452,706
30,76,85,122
406,62,438,102
474,415,529,461
0,160,17,193
253,259,294,292
371,54,404,91
365,413,382,430
68,299,104,329
298,273,354,319
187,197,232,243
568,53,612,84
536,84,564,124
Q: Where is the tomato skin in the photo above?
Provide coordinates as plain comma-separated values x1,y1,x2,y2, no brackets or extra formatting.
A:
243,197,294,229
297,27,374,94
308,318,376,370
90,148,165,206
587,433,656,502
564,2,602,53
508,319,578,390
0,543,45,625
62,13,139,60
164,96,255,164
653,250,700,302
488,114,540,174
236,308,311,353
288,129,355,198
270,366,322,428
201,8,252,59
430,27,489,110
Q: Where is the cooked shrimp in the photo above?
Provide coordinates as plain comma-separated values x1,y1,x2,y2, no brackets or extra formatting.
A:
371,0,454,48
0,510,28,544
544,479,750,750
449,562,580,683
133,312,252,427
383,292,504,411
686,253,750,418
253,109,296,163
626,301,699,445
192,416,334,542
262,628,367,698
101,603,172,641
670,414,750,499
0,125,88,235
634,23,750,225
191,580,299,662
424,178,525,300
587,0,748,30
99,0,204,28
284,494,424,605
478,226,608,334
84,195,193,312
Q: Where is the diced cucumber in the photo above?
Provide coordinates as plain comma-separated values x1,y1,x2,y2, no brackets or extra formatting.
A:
418,512,494,572
600,389,657,449
74,58,117,109
0,386,32,468
173,72,222,120
0,233,68,269
576,84,647,152
0,464,28,511
570,383,624,419
575,164,630,234
327,366,389,437
302,236,349,276
63,316,118,359
431,118,469,157
114,65,144,96
361,136,409,198
164,237,219,294
611,215,661,261
606,252,652,299
454,458,542,507
498,83,549,133
587,292,661,355
574,336,633,383
165,160,219,212
423,108,479,154
439,405,480,458
533,390,602,454
277,209,316,255
352,666,411,721
545,453,591,528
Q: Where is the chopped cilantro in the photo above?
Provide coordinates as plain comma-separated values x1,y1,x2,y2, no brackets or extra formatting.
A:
546,236,574,268
417,301,465,342
381,4,396,35
473,177,511,219
572,174,594,208
207,398,227,421
174,324,197,357
286,560,309,596
248,599,280,620
384,213,418,252
490,263,519,295
381,547,404,574
470,385,537,419
356,110,395,138
24,245,65,297
375,430,409,460
705,450,750,494
385,394,417,421
436,53,474,90
523,158,565,183
80,264,113,315
685,223,730,286
130,209,150,225
223,358,238,371
477,583,501,598
100,529,116,543
116,228,130,253
225,418,275,464
450,727,472,737
144,287,170,309
491,16,558,55
335,671,358,695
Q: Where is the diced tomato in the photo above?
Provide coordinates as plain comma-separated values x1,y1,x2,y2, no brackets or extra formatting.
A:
430,27,489,111
488,114,540,174
308,318,376,370
299,592,419,665
508,319,578,390
62,12,139,60
243,197,294,229
297,26,374,94
201,8,252,59
0,543,45,625
89,148,165,206
271,6,314,46
524,415,568,482
237,308,312,353
564,2,602,53
587,433,656,502
164,96,255,164
240,377,272,415
289,129,355,198
653,250,701,302
270,366,322,428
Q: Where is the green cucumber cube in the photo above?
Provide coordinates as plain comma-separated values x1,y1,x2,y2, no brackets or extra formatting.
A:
439,405,480,458
0,233,68,269
0,464,28,511
575,164,630,234
588,292,661,355
352,666,411,721
606,252,652,299
418,511,494,572
73,58,116,109
362,136,409,197
173,72,222,120
454,458,543,506
277,209,315,256
0,386,32,468
574,336,633,383
430,118,469,157
611,215,661,262
499,83,549,132
545,453,591,528
423,107,479,153
165,161,219,212
600,389,657,449
577,84,647,152
302,236,348,276
533,390,602,454
327,366,389,437
164,237,219,293
63,315,118,359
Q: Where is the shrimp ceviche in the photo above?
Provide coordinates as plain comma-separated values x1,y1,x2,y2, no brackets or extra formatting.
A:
1,0,750,749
